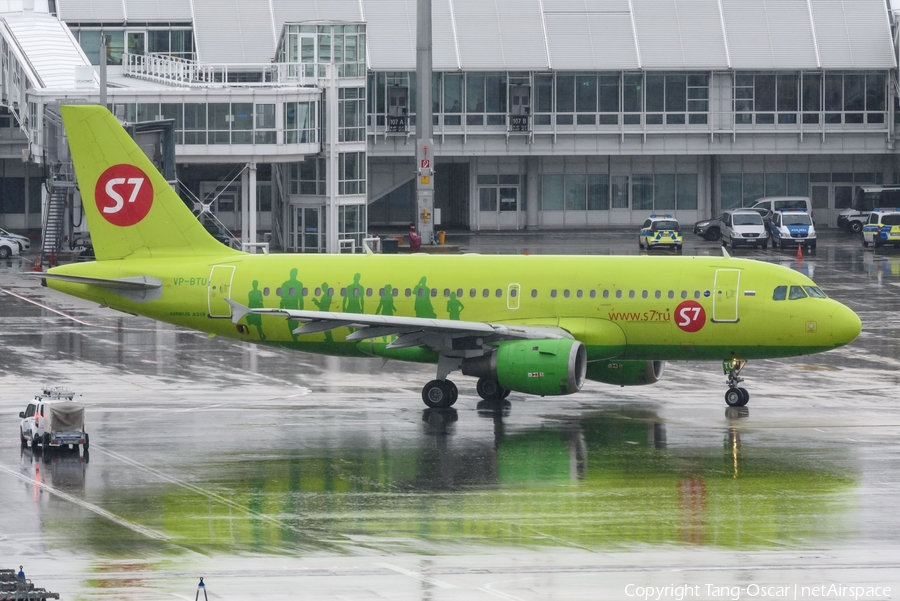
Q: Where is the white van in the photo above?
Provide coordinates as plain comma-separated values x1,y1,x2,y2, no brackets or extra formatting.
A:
749,196,813,218
720,209,768,249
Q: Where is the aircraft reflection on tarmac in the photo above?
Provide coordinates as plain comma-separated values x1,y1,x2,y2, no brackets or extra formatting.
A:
23,406,856,557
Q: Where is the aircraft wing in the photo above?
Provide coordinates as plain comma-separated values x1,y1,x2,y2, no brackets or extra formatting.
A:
225,299,570,352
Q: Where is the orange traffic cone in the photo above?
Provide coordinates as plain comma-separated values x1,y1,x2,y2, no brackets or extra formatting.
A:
796,244,803,261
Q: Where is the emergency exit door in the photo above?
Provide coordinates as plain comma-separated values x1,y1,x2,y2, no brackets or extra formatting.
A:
712,269,740,323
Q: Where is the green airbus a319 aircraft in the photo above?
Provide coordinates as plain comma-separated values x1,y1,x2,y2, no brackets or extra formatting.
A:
44,106,861,408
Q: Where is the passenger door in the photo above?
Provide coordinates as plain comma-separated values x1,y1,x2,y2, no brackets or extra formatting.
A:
712,269,740,322
208,265,236,318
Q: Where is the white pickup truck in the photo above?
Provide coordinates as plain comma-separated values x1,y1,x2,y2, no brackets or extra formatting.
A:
19,387,89,452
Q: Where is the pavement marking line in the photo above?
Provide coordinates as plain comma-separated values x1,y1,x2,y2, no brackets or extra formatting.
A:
92,444,323,542
0,287,98,326
480,581,529,601
0,463,168,541
0,287,159,332
374,563,458,589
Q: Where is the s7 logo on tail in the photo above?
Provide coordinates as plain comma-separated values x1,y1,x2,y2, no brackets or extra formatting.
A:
95,164,154,227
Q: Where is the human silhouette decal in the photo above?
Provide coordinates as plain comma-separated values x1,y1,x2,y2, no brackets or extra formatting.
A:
446,291,465,320
312,283,334,342
280,268,303,341
344,273,365,314
376,285,396,316
413,276,436,318
247,280,266,339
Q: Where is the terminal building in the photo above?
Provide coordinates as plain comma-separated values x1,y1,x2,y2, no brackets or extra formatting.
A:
0,0,897,253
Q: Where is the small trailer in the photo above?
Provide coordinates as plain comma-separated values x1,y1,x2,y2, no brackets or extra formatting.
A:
19,387,88,452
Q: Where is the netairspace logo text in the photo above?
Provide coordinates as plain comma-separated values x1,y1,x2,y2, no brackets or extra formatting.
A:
624,583,892,601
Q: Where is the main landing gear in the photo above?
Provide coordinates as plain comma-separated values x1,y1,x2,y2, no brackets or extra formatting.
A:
421,377,511,407
422,380,458,409
476,377,510,402
723,359,749,407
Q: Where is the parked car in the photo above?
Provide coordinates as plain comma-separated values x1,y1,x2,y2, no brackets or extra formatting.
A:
0,227,29,252
720,209,768,249
19,387,88,452
769,210,816,251
638,214,683,251
862,209,900,249
0,235,20,259
693,216,724,241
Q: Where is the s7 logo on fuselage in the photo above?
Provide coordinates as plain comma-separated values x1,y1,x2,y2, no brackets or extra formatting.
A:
94,164,154,227
675,300,706,332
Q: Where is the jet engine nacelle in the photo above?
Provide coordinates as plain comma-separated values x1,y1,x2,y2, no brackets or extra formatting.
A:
462,339,587,396
586,360,665,386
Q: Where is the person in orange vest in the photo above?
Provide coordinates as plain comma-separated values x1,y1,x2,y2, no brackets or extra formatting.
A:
408,223,421,253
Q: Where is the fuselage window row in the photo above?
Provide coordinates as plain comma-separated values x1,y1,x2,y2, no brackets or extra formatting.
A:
258,283,720,305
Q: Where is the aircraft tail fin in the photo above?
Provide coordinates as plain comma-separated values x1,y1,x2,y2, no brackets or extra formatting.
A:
60,105,239,261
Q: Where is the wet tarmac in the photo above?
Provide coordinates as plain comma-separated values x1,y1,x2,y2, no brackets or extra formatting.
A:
1,230,899,600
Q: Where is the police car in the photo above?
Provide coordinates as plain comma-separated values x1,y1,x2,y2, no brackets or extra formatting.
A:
769,209,816,251
862,208,900,249
639,214,682,252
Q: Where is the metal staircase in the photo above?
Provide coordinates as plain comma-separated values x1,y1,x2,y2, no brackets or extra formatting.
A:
40,184,68,267
39,105,78,268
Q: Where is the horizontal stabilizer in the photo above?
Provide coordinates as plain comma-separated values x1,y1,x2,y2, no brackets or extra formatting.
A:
39,273,162,303
39,273,162,290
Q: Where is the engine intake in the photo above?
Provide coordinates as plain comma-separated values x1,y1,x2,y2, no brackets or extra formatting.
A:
462,339,587,396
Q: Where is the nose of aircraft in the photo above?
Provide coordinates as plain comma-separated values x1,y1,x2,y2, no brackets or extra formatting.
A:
832,302,862,347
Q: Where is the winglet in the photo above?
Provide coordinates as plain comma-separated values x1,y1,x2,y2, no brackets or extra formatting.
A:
225,299,251,323
722,247,731,259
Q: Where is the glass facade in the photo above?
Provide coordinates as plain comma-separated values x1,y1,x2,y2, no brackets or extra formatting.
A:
72,27,192,65
368,69,889,134
106,101,316,145
279,24,366,79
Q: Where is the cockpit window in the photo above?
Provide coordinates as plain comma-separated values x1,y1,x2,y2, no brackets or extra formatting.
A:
803,286,827,298
773,286,787,301
789,285,808,300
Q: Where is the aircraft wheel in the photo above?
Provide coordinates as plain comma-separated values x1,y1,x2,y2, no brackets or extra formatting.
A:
724,388,743,407
737,387,750,407
500,387,511,400
422,380,454,409
477,377,503,401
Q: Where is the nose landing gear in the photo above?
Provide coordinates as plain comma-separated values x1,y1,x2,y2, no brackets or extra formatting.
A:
723,359,749,407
